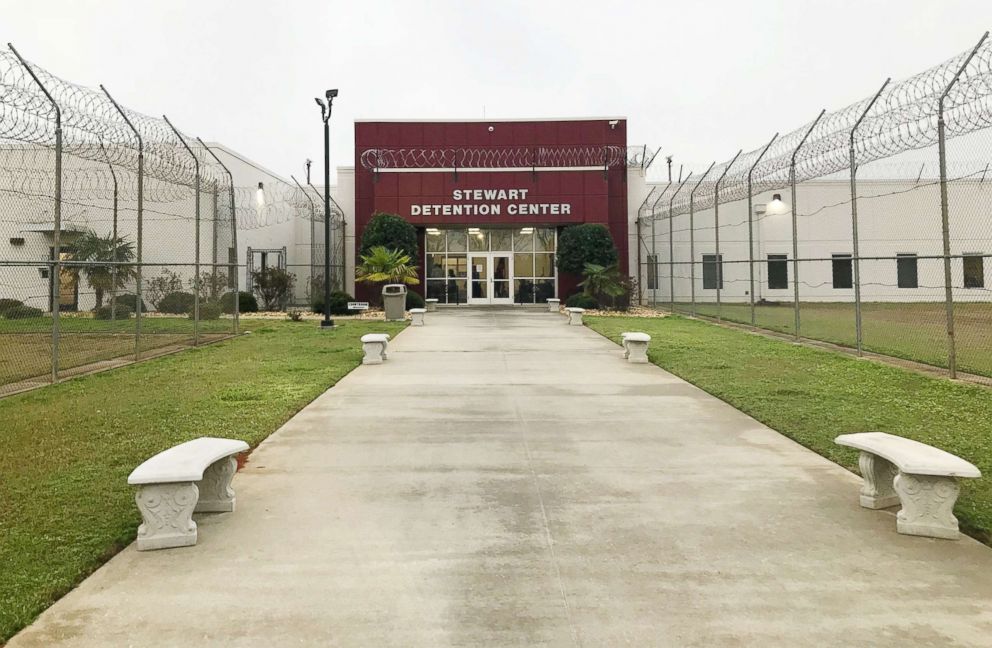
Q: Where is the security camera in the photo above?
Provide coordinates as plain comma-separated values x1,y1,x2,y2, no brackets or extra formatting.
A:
488,125,494,132
326,89,338,99
609,119,619,129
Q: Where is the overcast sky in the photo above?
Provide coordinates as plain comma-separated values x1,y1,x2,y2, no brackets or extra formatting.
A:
2,0,989,182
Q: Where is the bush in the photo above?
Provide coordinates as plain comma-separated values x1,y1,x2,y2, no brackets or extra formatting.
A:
405,291,425,310
566,293,599,309
219,291,258,314
0,298,25,315
93,304,133,320
146,269,184,309
190,302,223,321
313,290,356,316
111,293,147,313
157,291,195,314
359,212,418,259
4,305,44,319
557,224,618,275
252,267,295,311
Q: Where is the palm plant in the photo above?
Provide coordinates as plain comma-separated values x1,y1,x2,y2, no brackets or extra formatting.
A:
578,262,627,308
355,246,420,286
68,229,137,310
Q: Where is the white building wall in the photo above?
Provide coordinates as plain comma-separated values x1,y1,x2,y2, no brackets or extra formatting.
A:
641,179,992,304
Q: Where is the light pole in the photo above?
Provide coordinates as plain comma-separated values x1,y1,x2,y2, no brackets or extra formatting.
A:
315,89,338,328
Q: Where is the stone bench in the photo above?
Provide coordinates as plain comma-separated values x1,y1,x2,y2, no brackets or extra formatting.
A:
547,298,560,313
361,333,391,364
128,437,249,551
835,432,981,539
425,298,438,313
566,307,584,326
621,332,651,364
409,308,426,326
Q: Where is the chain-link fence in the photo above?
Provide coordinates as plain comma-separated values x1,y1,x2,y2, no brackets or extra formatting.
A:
637,32,992,380
0,45,336,396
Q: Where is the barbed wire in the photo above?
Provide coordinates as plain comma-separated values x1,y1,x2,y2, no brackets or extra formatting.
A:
653,35,992,219
359,145,629,170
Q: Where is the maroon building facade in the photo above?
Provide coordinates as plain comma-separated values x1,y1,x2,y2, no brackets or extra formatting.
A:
354,118,628,304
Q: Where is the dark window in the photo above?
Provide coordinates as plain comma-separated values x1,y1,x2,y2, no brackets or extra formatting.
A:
964,255,984,288
832,254,852,289
897,254,918,288
767,254,788,289
702,254,723,290
646,254,658,290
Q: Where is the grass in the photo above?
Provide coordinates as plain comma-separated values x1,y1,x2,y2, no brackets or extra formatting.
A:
586,314,992,544
663,301,992,377
0,319,406,642
0,316,238,385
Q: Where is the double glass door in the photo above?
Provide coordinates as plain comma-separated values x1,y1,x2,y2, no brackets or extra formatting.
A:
469,254,512,304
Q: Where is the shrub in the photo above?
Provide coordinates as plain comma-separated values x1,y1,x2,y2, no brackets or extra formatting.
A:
94,304,133,320
405,290,425,310
157,291,195,314
286,309,305,322
556,224,618,275
112,293,147,313
219,291,258,314
146,269,184,308
0,298,25,315
313,290,356,316
4,305,44,319
566,293,599,309
251,267,295,311
190,302,222,320
360,212,419,259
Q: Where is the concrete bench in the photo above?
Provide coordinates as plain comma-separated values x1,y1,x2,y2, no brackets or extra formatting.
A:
566,307,584,326
425,298,438,313
128,437,249,551
621,332,651,364
409,308,426,326
361,333,391,364
547,298,560,313
835,432,981,539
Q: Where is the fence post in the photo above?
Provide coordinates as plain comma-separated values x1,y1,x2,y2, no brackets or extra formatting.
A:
101,85,144,360
211,183,219,300
668,174,692,314
713,151,742,323
291,175,317,307
647,181,672,309
937,32,988,378
787,110,826,342
97,139,119,321
849,81,890,355
689,163,716,317
165,117,200,345
199,139,240,335
747,133,778,326
10,44,62,384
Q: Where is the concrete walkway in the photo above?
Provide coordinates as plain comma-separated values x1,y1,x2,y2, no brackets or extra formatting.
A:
11,309,992,647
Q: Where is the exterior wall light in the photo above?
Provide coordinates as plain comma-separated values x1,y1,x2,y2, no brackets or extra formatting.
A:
765,193,790,216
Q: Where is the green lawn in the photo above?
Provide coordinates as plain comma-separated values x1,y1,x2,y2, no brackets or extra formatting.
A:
0,319,406,642
0,316,238,386
586,314,992,544
663,301,992,377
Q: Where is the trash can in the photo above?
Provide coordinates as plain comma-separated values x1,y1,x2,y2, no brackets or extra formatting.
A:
382,284,408,321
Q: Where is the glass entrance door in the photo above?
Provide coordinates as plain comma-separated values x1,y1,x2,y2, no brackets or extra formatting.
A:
469,253,513,304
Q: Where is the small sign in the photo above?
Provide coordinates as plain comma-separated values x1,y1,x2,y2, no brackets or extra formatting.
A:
347,302,369,311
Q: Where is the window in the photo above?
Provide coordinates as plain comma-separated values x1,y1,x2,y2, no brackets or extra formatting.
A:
767,254,788,289
832,254,852,289
646,254,658,290
702,254,722,290
897,253,918,289
964,254,984,288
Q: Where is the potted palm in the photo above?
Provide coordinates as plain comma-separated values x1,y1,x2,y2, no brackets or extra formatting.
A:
355,246,420,319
